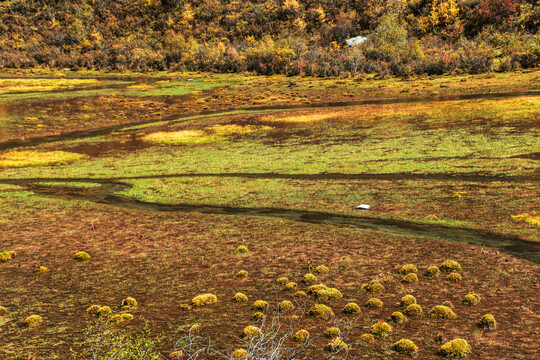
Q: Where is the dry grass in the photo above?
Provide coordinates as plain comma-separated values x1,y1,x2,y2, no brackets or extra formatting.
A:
0,78,99,94
0,150,85,168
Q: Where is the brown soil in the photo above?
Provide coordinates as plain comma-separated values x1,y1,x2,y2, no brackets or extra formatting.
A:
0,198,538,359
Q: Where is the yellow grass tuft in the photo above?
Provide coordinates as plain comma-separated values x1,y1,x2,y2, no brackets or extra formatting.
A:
0,151,85,168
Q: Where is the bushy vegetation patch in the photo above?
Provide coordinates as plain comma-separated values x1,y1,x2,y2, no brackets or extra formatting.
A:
276,277,288,285
284,282,298,291
462,292,481,306
399,264,418,274
370,321,392,337
314,265,329,274
233,293,248,303
397,295,416,308
0,306,7,316
447,272,462,282
402,273,419,284
302,273,317,283
403,304,423,316
307,304,334,320
342,303,361,315
0,250,16,262
426,265,440,278
440,338,471,357
234,245,249,254
252,300,268,310
293,329,309,342
191,293,218,306
242,325,261,340
361,280,385,292
478,314,497,330
236,270,248,278
429,305,457,319
393,339,418,354
74,251,90,261
365,298,383,309
440,260,462,272
24,315,43,327
278,300,294,312
307,284,342,301
324,337,348,352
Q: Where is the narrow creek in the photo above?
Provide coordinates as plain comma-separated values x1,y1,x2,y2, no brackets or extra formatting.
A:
6,180,539,264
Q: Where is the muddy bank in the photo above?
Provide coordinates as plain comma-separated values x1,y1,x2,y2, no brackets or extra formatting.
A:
6,180,539,264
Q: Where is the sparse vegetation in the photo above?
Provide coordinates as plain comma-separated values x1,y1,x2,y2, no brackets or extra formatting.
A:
0,250,16,262
24,315,43,327
426,266,440,278
233,292,249,303
447,272,462,282
393,339,418,354
191,293,218,306
440,260,463,272
307,304,334,320
397,295,417,308
440,338,471,358
324,337,349,352
370,321,392,337
234,245,249,255
34,265,49,273
429,305,457,319
236,270,248,278
242,325,261,340
399,264,418,275
365,298,383,309
284,282,298,292
342,303,361,315
278,300,294,312
462,292,481,306
361,280,385,292
478,314,497,330
293,329,309,342
403,304,423,316
303,273,317,283
252,300,269,310
74,251,90,261
402,273,419,284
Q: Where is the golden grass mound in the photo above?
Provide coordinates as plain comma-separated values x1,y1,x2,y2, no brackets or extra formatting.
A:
0,151,85,168
74,251,90,261
24,315,43,327
370,321,392,337
440,338,471,357
142,130,223,145
393,339,418,354
293,329,310,342
192,293,218,306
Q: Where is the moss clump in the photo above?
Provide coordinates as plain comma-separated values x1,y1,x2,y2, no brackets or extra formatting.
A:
462,292,481,306
279,300,294,312
442,301,455,309
478,314,497,330
233,292,249,303
429,305,457,319
324,327,341,338
307,284,342,301
447,272,462,282
242,325,261,339
232,349,247,359
440,260,462,272
403,304,423,316
179,304,191,311
24,315,43,327
391,311,406,324
120,313,134,322
34,265,49,273
192,293,218,306
74,251,90,261
393,339,418,354
285,282,298,291
402,273,419,284
122,297,138,308
276,277,288,285
252,312,265,322
440,339,471,357
307,304,334,320
86,305,102,316
315,265,329,273
294,291,307,298
324,337,349,352
365,298,383,309
399,264,418,274
0,250,16,262
370,321,392,337
342,303,361,314
303,273,317,283
360,333,375,343
236,270,248,278
252,300,269,310
293,329,310,342
98,306,112,316
426,265,440,277
361,280,385,292
235,245,248,254
0,306,7,316
397,295,417,308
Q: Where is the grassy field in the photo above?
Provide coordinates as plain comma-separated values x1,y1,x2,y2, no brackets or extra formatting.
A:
0,70,538,359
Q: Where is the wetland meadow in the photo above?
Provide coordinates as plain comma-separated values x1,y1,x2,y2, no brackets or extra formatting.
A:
0,69,539,359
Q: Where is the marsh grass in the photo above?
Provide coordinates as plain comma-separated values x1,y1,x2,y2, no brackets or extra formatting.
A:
0,151,85,168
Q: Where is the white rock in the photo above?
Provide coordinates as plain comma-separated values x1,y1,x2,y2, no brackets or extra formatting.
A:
356,204,371,210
